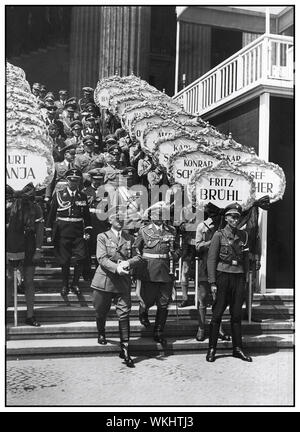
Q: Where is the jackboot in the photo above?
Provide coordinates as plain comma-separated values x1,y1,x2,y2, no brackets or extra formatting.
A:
233,347,253,362
71,261,83,295
119,318,134,367
139,304,151,328
96,318,107,345
153,308,168,344
61,264,70,296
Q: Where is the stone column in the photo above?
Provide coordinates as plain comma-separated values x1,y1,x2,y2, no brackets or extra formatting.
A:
69,6,151,97
69,6,102,97
98,6,151,80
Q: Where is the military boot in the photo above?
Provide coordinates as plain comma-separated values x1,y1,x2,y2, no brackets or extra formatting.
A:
139,304,151,328
119,318,134,368
71,261,83,295
61,265,70,296
96,318,107,345
153,308,168,344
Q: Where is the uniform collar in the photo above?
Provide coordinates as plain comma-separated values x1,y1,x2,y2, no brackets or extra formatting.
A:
67,187,78,196
111,227,122,240
224,224,239,240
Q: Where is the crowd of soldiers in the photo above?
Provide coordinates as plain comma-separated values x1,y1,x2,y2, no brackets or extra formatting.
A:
6,82,260,368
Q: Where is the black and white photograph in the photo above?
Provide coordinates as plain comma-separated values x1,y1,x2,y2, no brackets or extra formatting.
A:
4,2,296,411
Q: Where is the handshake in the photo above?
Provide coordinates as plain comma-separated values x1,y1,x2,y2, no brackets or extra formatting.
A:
116,260,130,275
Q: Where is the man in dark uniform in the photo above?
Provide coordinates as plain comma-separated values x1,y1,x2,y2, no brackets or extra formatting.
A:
82,168,110,279
55,89,68,114
45,169,92,296
79,86,94,112
64,120,83,148
134,202,181,344
45,144,76,201
101,144,126,190
206,203,252,363
74,135,100,179
44,103,66,138
82,114,102,153
91,205,142,367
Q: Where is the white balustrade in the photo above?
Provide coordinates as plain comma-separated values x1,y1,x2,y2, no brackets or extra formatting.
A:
174,34,293,115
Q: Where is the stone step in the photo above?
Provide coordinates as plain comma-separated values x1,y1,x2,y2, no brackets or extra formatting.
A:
6,333,294,358
6,303,293,324
6,319,294,340
16,292,294,306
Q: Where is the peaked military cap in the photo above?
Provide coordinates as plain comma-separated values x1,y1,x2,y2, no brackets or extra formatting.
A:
108,144,121,154
70,120,83,129
65,168,82,179
66,97,77,104
45,92,55,100
224,203,242,216
82,86,94,93
61,144,76,155
65,104,76,112
122,166,136,176
59,89,68,95
83,135,95,145
45,103,57,111
88,168,105,180
86,114,96,121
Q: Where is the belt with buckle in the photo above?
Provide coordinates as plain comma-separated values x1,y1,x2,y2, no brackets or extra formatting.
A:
143,253,169,259
57,217,83,222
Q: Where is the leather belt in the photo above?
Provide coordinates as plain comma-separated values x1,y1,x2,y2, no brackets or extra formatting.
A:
143,253,169,259
57,217,83,222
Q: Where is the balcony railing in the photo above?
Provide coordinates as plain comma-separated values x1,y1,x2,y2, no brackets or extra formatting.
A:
173,33,294,115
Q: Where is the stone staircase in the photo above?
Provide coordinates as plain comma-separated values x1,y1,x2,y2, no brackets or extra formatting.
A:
6,246,294,358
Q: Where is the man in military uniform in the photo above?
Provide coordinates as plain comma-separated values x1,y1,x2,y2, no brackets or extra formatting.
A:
45,145,76,200
82,168,110,279
206,203,252,363
101,144,126,190
32,82,41,98
178,202,197,308
55,89,68,114
74,135,99,178
45,169,92,296
82,114,102,153
64,120,83,148
79,86,95,112
195,203,230,342
91,205,142,367
48,123,66,162
134,202,181,344
44,103,66,138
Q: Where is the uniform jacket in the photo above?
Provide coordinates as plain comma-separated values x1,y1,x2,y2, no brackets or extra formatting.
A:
101,163,126,189
64,136,83,147
91,229,142,293
74,152,99,173
82,185,110,240
195,218,218,281
134,223,181,283
46,188,92,239
45,118,66,138
207,224,249,284
82,127,102,150
45,160,73,198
